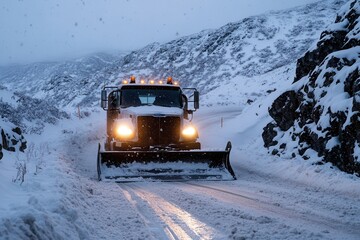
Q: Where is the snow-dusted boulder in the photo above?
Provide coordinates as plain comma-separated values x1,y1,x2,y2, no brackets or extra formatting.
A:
0,121,27,160
263,0,360,175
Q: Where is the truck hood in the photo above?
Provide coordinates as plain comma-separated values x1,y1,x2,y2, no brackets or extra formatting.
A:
121,106,183,117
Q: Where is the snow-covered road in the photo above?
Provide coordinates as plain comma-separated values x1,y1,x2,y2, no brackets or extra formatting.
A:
57,106,360,239
115,178,360,240
1,104,359,239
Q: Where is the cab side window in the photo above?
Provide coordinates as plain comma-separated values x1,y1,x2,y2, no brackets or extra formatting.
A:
108,91,120,109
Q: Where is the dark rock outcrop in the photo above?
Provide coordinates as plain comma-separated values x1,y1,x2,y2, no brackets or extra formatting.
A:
268,91,300,131
263,0,360,175
294,0,359,82
262,122,279,148
0,125,27,160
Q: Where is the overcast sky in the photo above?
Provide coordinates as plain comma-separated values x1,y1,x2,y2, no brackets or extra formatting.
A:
0,0,319,66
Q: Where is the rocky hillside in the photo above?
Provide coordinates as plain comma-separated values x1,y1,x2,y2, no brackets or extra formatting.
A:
0,86,69,134
263,0,360,175
0,85,68,158
0,0,345,109
0,53,121,109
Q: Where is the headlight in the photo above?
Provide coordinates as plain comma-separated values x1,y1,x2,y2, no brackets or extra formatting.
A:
182,125,198,139
116,125,134,139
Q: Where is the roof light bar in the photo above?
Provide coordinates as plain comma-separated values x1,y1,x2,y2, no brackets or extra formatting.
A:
121,76,179,85
130,76,136,84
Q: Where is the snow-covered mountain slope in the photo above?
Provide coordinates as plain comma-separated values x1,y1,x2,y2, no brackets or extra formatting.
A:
0,86,69,133
114,0,343,93
1,1,360,239
0,0,346,110
0,52,121,109
263,0,360,175
0,85,68,160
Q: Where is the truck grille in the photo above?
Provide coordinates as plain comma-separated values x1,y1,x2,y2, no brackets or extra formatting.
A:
137,116,180,145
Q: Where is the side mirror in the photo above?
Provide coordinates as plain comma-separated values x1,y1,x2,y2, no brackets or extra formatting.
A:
101,90,107,109
194,91,199,109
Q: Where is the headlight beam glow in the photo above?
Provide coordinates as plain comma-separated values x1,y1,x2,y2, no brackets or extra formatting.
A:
182,125,197,138
116,125,134,138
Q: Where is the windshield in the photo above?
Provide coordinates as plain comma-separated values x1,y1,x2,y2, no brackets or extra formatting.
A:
121,86,182,108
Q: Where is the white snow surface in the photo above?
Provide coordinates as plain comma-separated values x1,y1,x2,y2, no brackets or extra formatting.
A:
1,1,360,239
1,62,360,239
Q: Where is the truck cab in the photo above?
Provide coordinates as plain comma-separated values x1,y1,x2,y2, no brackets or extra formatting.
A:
101,77,200,151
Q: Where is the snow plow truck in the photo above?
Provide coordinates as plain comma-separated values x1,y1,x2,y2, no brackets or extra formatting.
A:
97,76,236,181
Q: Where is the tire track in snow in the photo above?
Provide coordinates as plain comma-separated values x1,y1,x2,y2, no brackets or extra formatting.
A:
120,183,222,240
182,182,360,239
120,184,171,240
